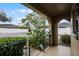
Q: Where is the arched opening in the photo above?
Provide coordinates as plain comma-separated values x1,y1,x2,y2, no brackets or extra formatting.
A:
19,5,50,55
0,3,50,56
58,19,71,47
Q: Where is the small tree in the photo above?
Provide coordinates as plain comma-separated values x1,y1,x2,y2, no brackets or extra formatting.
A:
21,12,48,50
0,9,12,22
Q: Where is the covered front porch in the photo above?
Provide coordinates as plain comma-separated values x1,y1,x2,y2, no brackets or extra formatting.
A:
0,3,78,56
23,3,72,46
22,3,79,56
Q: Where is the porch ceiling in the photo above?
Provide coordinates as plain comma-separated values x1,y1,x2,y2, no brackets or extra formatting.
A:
22,3,73,21
38,3,72,16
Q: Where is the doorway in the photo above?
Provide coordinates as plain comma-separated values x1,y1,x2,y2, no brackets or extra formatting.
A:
58,19,71,46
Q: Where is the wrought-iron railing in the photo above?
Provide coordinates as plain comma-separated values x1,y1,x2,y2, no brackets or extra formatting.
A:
0,40,26,56
28,36,49,56
0,37,49,56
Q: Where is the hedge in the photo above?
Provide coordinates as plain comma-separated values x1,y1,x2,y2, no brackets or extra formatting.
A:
0,37,26,56
60,35,71,46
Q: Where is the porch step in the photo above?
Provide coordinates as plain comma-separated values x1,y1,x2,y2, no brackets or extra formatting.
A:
31,46,49,56
30,49,41,56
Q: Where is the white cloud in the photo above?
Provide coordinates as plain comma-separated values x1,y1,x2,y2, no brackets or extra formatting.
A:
11,8,33,14
16,16,26,22
11,10,16,14
18,9,26,14
12,16,26,25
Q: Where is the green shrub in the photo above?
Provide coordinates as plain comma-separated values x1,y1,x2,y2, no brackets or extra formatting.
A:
60,34,71,46
0,37,26,56
27,29,48,51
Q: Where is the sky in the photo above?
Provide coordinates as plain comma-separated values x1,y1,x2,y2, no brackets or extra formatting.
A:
59,19,69,23
0,3,33,25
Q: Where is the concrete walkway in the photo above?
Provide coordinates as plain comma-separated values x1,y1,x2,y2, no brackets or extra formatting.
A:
38,45,71,56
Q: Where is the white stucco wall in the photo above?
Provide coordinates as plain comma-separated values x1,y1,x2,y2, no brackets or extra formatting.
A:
58,28,70,35
0,28,28,34
0,28,28,37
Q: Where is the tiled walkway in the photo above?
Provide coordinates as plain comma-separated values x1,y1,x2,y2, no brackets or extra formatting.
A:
38,45,72,56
